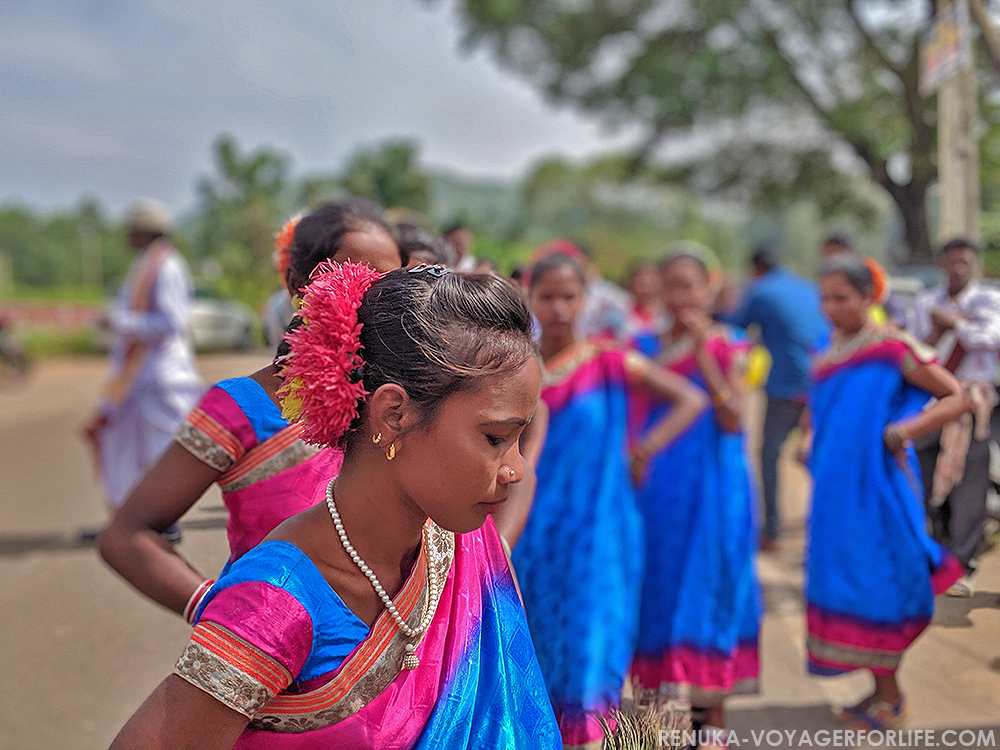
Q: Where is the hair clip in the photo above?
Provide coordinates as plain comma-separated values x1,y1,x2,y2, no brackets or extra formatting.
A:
407,263,451,277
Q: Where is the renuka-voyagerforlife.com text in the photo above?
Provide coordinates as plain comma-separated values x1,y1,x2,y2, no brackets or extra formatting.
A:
658,728,997,747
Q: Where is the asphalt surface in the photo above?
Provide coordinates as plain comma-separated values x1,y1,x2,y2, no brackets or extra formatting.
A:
1,353,998,749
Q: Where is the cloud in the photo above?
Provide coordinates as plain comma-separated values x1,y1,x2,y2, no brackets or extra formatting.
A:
0,21,127,85
0,0,640,213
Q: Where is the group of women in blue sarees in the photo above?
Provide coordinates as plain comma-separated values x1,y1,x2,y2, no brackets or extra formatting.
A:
515,249,972,745
513,250,762,748
106,227,972,750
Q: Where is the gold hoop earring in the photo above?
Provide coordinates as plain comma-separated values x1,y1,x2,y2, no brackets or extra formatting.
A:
386,443,396,461
372,432,382,445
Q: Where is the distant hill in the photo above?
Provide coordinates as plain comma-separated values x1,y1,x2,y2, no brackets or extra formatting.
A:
426,171,524,239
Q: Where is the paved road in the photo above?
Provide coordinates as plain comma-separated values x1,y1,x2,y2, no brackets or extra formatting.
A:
1,354,998,749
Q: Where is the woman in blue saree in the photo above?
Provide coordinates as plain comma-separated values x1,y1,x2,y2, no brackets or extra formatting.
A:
631,252,763,743
802,257,967,730
514,252,707,748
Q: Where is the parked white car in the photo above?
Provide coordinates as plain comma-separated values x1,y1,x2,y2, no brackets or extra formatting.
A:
188,288,256,351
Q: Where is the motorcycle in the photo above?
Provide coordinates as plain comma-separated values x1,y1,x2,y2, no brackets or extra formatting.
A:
0,315,31,386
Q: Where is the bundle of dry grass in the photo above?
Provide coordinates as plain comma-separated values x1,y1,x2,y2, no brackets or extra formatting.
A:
598,702,691,750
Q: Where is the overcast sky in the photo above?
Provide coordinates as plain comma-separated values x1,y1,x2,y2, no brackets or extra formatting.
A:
1,0,640,219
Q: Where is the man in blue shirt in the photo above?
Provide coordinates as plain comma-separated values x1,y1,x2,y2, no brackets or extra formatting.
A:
729,246,829,549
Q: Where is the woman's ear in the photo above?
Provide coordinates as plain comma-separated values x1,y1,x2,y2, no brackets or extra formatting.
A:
285,267,307,296
366,384,417,440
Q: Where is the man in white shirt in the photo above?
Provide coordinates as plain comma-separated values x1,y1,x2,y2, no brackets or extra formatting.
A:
444,222,478,273
84,200,204,517
911,237,1000,596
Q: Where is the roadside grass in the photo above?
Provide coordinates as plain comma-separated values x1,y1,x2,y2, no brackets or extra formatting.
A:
17,327,103,357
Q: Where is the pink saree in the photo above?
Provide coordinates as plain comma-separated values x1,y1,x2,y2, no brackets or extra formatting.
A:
175,377,342,559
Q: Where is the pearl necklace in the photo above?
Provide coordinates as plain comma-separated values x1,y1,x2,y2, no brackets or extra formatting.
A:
325,480,439,670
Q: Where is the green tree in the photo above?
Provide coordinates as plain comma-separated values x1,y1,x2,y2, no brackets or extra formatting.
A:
192,135,291,287
0,200,131,290
342,140,430,213
517,153,743,276
446,0,1000,261
0,206,45,286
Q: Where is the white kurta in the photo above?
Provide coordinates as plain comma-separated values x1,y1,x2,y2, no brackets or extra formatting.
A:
99,244,204,507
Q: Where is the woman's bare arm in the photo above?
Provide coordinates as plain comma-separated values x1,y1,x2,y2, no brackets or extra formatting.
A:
885,363,970,454
679,310,742,432
109,674,249,750
630,363,708,481
99,443,222,615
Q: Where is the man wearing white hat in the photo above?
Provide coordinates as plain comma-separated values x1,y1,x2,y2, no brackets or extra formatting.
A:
84,200,204,525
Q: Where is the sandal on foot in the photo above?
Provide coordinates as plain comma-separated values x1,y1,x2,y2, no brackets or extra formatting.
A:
846,698,908,731
833,694,877,723
946,575,973,598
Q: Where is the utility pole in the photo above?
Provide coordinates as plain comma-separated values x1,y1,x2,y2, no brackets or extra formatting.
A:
78,200,103,289
930,0,981,242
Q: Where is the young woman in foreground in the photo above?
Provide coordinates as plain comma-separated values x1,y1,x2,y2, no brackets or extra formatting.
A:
109,263,561,749
803,256,967,730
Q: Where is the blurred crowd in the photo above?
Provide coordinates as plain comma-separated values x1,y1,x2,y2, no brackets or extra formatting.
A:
91,197,999,750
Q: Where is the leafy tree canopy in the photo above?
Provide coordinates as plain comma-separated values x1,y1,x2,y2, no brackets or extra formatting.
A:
342,140,430,214
445,0,1000,260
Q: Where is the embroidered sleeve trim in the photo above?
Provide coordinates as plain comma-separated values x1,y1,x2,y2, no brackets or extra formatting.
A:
174,408,246,472
730,347,749,376
623,350,650,380
174,638,279,719
175,422,234,472
897,331,937,374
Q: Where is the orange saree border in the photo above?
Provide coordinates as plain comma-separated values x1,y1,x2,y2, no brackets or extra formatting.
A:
192,622,292,696
219,423,304,486
187,407,246,463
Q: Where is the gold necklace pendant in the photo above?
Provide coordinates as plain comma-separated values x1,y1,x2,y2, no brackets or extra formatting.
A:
403,643,419,670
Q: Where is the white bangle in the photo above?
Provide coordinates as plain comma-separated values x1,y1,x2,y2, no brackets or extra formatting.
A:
183,579,214,625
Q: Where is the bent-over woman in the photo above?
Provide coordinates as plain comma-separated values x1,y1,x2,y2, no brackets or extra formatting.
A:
108,263,561,749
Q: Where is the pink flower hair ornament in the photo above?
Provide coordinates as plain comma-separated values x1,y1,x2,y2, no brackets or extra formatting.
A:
277,260,384,446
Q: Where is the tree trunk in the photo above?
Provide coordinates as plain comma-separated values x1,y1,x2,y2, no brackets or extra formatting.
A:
891,179,934,264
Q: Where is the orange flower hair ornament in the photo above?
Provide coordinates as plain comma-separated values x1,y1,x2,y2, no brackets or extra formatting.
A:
273,213,303,279
864,256,889,304
277,261,384,446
